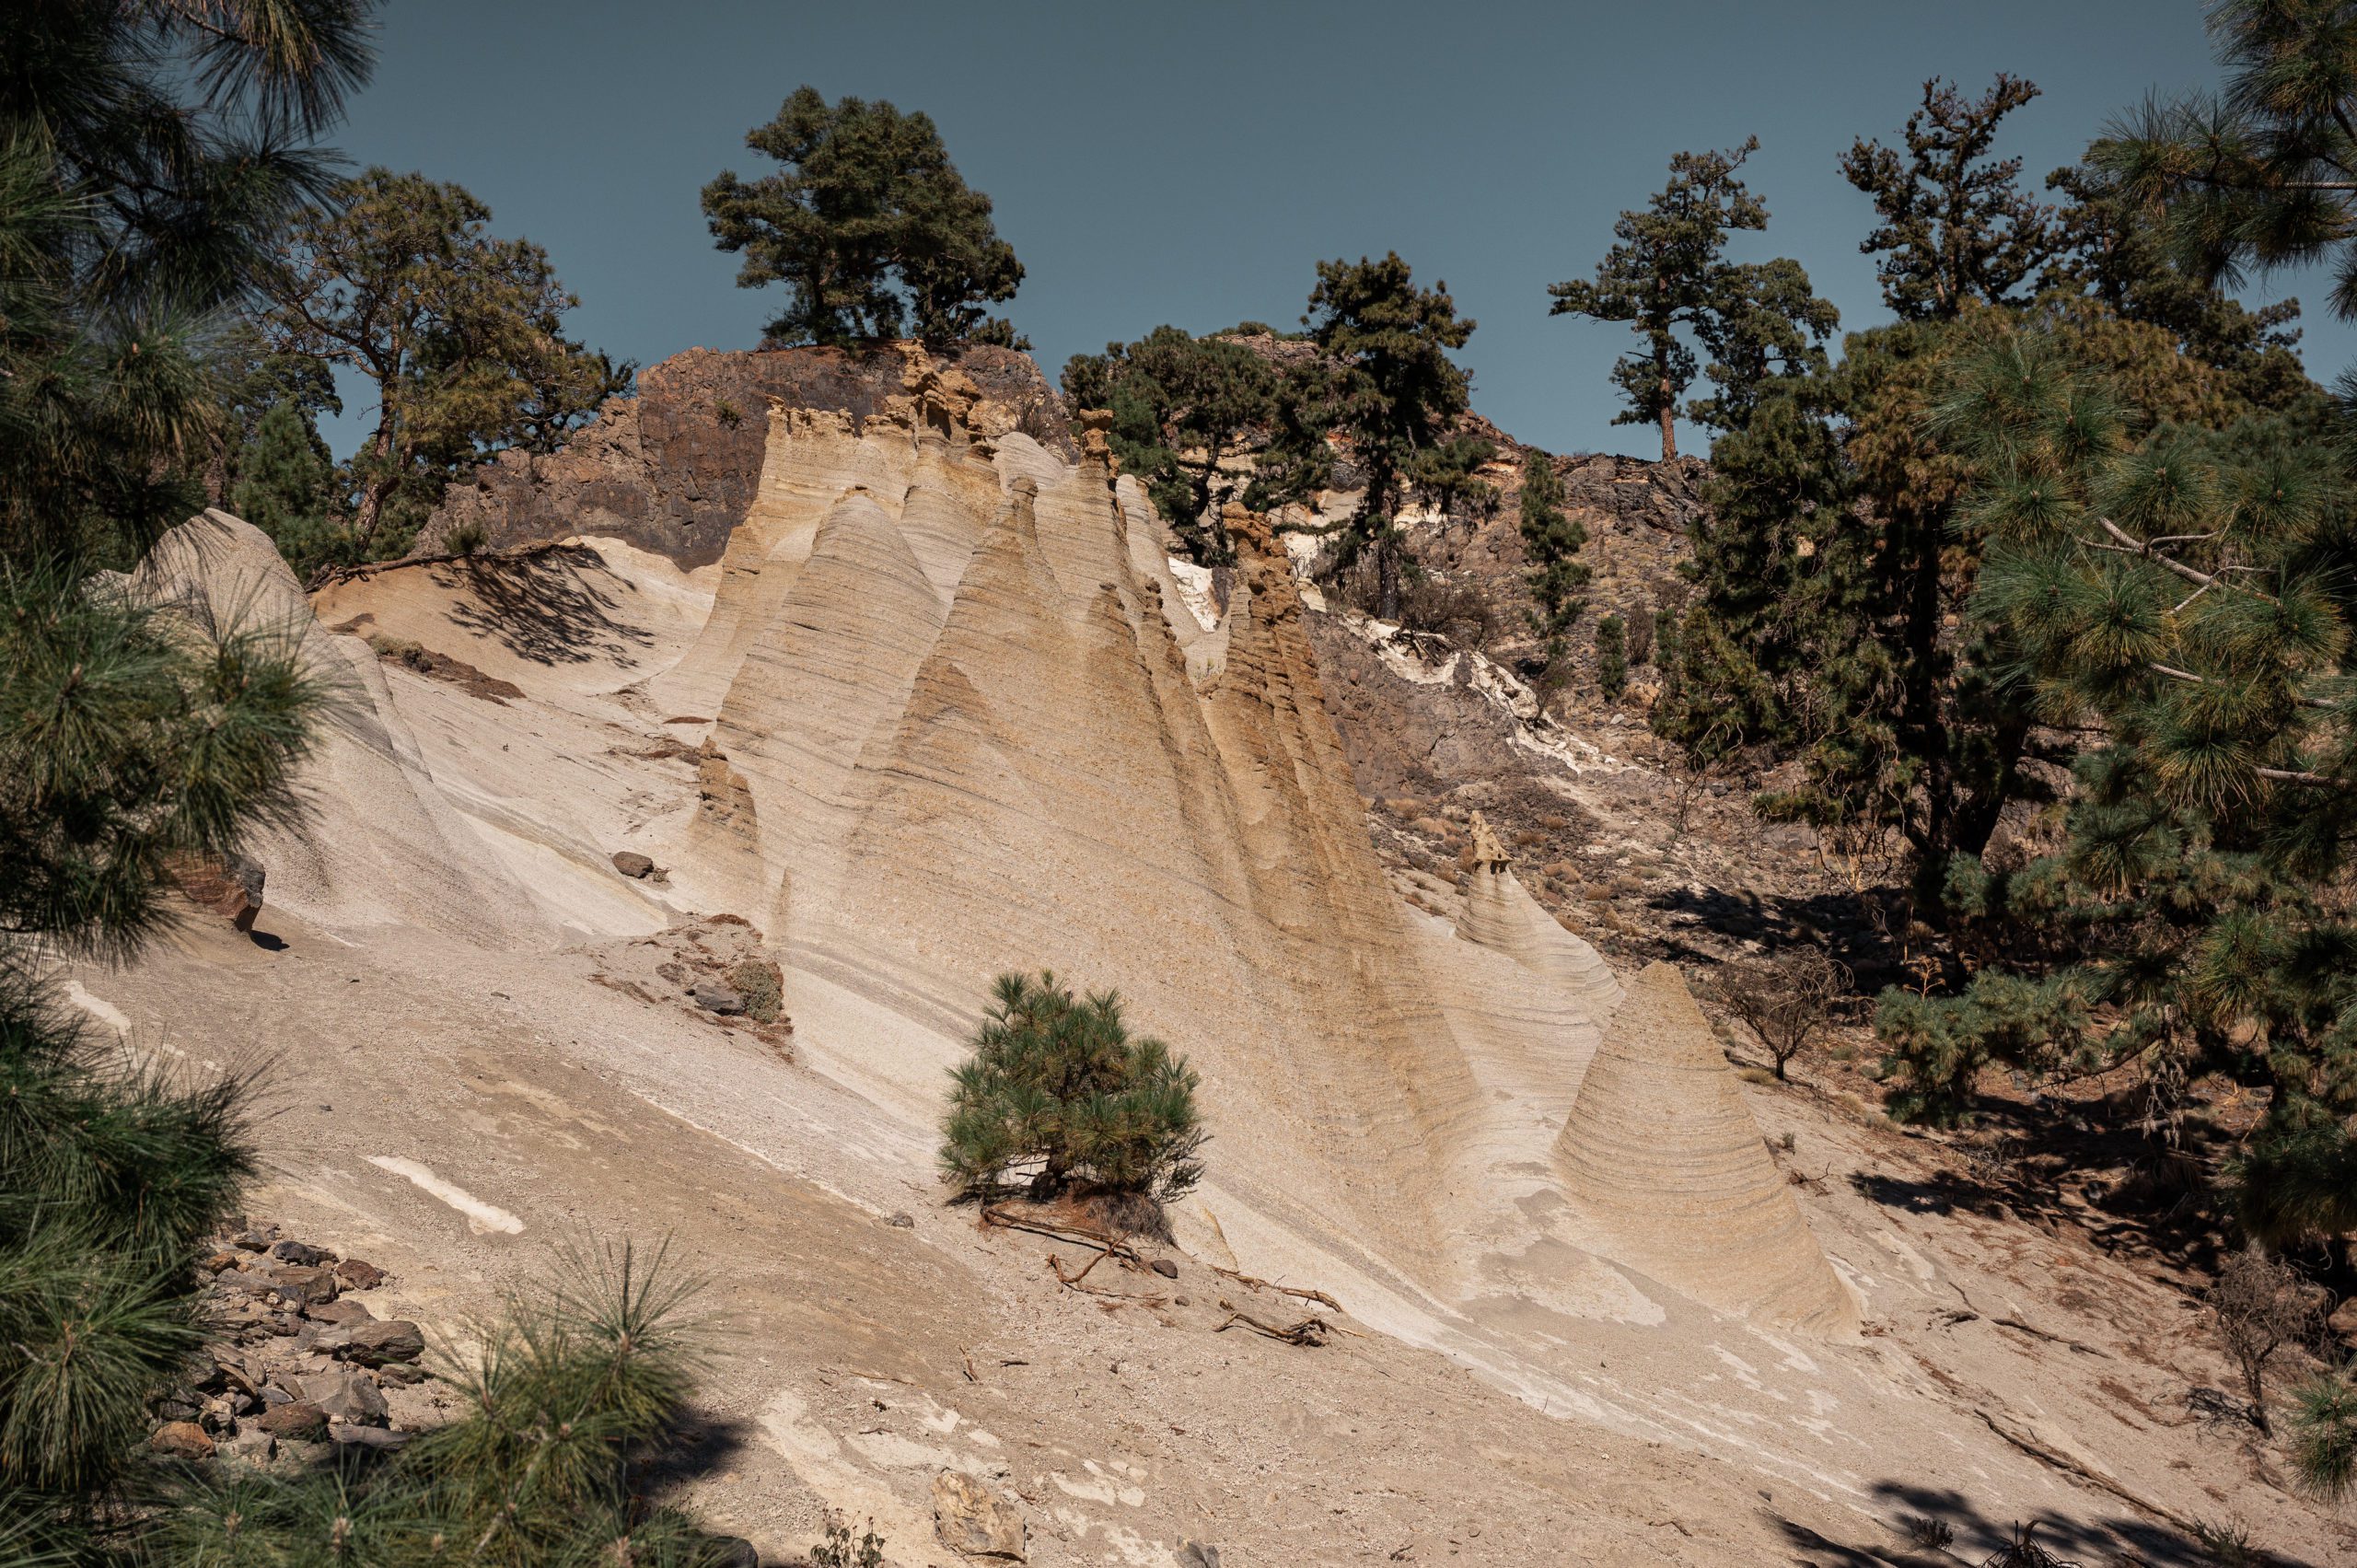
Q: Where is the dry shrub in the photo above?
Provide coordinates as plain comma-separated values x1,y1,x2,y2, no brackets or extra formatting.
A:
1900,1513,1952,1551
2210,1247,2323,1431
1395,573,1497,649
2189,1516,2260,1568
1979,1522,2080,1566
1712,947,1851,1082
1625,604,1655,668
726,958,784,1024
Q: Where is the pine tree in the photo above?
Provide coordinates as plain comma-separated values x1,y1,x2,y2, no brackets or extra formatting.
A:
152,1240,726,1566
263,168,633,552
1060,326,1287,563
1549,139,1837,459
1840,75,2061,319
940,972,1205,1213
0,2,369,1541
1595,613,1628,702
702,87,1024,348
229,401,346,578
1517,449,1589,659
2043,160,2316,414
1866,331,2357,1245
1298,253,1476,621
2098,3,2357,332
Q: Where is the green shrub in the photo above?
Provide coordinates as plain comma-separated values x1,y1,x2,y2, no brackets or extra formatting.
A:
726,958,784,1024
1596,613,1627,701
2290,1366,2357,1503
443,519,488,557
940,972,1206,1209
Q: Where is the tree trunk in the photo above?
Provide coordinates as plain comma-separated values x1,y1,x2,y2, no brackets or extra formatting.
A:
1656,343,1678,461
351,409,401,546
1901,503,1952,869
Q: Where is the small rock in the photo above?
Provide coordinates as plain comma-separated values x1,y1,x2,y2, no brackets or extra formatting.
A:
154,1397,203,1424
201,1250,243,1273
300,1372,388,1428
610,850,656,878
253,1401,328,1440
150,1421,214,1460
334,1258,385,1290
1150,1258,1179,1279
328,1421,410,1452
215,1356,266,1398
691,981,745,1016
304,1297,373,1327
1173,1295,1190,1307
886,1212,916,1228
705,1537,759,1568
271,1239,332,1266
339,1319,426,1366
1178,1544,1221,1568
375,1361,430,1387
221,1428,275,1466
232,1226,278,1251
168,849,265,932
273,1437,331,1467
268,1264,338,1306
932,1469,1026,1561
303,1324,356,1358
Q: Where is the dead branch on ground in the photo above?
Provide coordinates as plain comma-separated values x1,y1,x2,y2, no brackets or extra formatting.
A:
1215,1297,1336,1346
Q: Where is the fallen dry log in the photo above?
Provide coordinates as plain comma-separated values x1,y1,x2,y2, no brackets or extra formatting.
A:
1211,1264,1341,1312
1049,1250,1167,1305
1214,1297,1333,1346
981,1203,1146,1269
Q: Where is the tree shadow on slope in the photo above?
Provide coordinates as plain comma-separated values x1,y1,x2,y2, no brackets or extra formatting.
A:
1840,1477,2316,1567
438,548,656,667
1643,882,1907,988
633,1402,756,1498
1844,1094,2230,1278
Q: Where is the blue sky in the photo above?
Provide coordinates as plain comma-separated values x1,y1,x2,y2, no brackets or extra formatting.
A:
317,1,2331,461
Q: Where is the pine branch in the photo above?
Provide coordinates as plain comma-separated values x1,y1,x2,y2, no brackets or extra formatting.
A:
2090,516,2278,605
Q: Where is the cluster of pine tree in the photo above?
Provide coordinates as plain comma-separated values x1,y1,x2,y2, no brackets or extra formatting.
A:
1648,6,2357,1304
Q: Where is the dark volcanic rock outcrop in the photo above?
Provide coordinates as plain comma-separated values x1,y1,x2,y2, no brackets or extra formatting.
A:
415,343,1073,569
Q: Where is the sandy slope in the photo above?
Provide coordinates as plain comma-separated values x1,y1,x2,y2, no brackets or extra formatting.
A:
81,363,2351,1566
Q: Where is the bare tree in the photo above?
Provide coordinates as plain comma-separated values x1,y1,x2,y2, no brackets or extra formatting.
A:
1713,947,1851,1082
2211,1247,2324,1433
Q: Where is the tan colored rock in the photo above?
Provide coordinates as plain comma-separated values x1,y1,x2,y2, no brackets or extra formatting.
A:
150,1420,214,1459
932,1469,1026,1560
1553,962,1854,1333
1467,810,1509,871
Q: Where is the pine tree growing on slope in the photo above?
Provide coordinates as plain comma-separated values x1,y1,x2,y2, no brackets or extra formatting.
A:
1060,326,1287,564
1518,449,1590,666
1299,252,1478,622
1549,138,1836,459
1595,613,1629,703
1870,331,2357,1249
941,972,1206,1222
